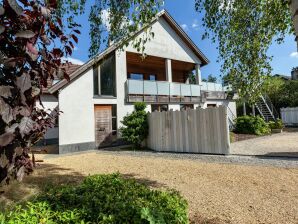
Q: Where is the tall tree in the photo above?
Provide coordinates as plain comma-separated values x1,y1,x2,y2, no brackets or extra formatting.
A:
195,0,293,103
0,0,80,185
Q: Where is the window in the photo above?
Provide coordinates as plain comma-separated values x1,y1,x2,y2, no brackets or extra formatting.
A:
151,104,168,112
100,55,116,96
93,55,116,96
149,75,156,81
93,66,99,95
130,73,143,80
180,104,194,110
207,104,217,108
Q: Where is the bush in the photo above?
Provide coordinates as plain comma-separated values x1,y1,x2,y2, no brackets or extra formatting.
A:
268,119,284,129
120,102,149,149
235,115,271,135
1,174,188,224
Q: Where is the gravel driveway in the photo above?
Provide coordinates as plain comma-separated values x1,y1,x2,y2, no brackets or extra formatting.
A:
231,131,298,157
18,151,296,224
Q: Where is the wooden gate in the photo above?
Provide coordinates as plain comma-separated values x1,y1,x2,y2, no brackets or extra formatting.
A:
94,105,113,147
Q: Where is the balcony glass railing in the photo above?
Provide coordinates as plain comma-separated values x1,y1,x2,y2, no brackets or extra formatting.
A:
126,79,227,102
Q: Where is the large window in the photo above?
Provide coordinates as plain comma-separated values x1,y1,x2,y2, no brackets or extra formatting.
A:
101,55,116,96
93,54,116,96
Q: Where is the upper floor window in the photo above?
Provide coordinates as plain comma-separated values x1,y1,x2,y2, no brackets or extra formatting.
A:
149,75,156,81
93,54,116,97
130,73,143,80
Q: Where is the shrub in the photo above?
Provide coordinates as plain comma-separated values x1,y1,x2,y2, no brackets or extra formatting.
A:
1,174,188,224
235,116,271,135
268,119,284,129
120,102,149,149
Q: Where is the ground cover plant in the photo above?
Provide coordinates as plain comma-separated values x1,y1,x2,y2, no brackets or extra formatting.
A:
0,173,189,224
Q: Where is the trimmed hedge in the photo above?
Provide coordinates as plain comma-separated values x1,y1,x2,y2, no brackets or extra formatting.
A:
235,115,271,135
1,174,188,224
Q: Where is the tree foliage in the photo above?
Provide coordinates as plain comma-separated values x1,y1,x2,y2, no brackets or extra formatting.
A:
87,0,163,57
0,0,79,185
264,77,298,111
207,74,217,83
120,102,148,149
195,0,293,103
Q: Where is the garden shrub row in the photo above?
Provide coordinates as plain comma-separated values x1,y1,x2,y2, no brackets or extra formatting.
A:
234,115,282,135
0,174,189,224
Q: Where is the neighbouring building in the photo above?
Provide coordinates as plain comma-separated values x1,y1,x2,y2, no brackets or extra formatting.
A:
38,10,237,154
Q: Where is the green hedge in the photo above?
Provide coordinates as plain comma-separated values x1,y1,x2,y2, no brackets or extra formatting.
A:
1,174,188,224
268,119,284,129
235,115,271,135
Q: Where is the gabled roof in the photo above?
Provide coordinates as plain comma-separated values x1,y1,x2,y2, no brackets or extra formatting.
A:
49,10,209,94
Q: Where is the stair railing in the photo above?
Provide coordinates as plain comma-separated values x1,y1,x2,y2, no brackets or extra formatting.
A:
263,94,279,120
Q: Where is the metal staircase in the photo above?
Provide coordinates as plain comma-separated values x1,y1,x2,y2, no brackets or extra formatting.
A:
255,94,279,122
227,106,237,130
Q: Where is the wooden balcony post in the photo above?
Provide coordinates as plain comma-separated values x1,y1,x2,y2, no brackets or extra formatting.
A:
165,59,172,82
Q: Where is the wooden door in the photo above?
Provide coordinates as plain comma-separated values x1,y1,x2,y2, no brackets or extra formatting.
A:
94,105,113,147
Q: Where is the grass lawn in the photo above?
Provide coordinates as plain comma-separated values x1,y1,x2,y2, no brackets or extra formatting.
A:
1,151,297,224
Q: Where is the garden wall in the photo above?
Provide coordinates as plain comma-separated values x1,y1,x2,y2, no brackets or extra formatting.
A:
147,106,230,155
281,107,298,126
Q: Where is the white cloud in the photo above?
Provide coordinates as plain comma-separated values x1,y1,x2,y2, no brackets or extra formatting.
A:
61,57,84,65
73,46,79,51
192,19,199,30
290,52,298,58
181,24,188,31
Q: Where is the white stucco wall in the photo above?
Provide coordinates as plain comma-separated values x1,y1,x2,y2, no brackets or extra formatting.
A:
168,104,181,111
37,94,59,140
203,100,237,118
58,69,96,145
126,17,201,64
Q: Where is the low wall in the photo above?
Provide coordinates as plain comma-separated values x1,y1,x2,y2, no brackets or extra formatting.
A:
281,107,298,126
147,106,230,155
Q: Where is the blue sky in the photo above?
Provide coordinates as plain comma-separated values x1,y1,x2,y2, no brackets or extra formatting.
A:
68,1,298,80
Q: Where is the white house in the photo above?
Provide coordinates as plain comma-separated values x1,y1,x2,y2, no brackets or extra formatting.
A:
39,10,237,153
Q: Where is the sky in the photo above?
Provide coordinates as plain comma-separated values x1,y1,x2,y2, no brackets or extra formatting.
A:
67,1,298,81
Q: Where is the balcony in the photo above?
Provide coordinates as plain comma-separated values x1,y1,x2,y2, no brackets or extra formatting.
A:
126,79,228,103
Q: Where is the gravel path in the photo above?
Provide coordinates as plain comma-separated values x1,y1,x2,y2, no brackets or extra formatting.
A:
44,149,298,168
36,151,298,224
231,132,298,157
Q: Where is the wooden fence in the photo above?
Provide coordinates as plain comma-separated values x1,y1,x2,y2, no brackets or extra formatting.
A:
147,106,230,155
281,107,298,126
